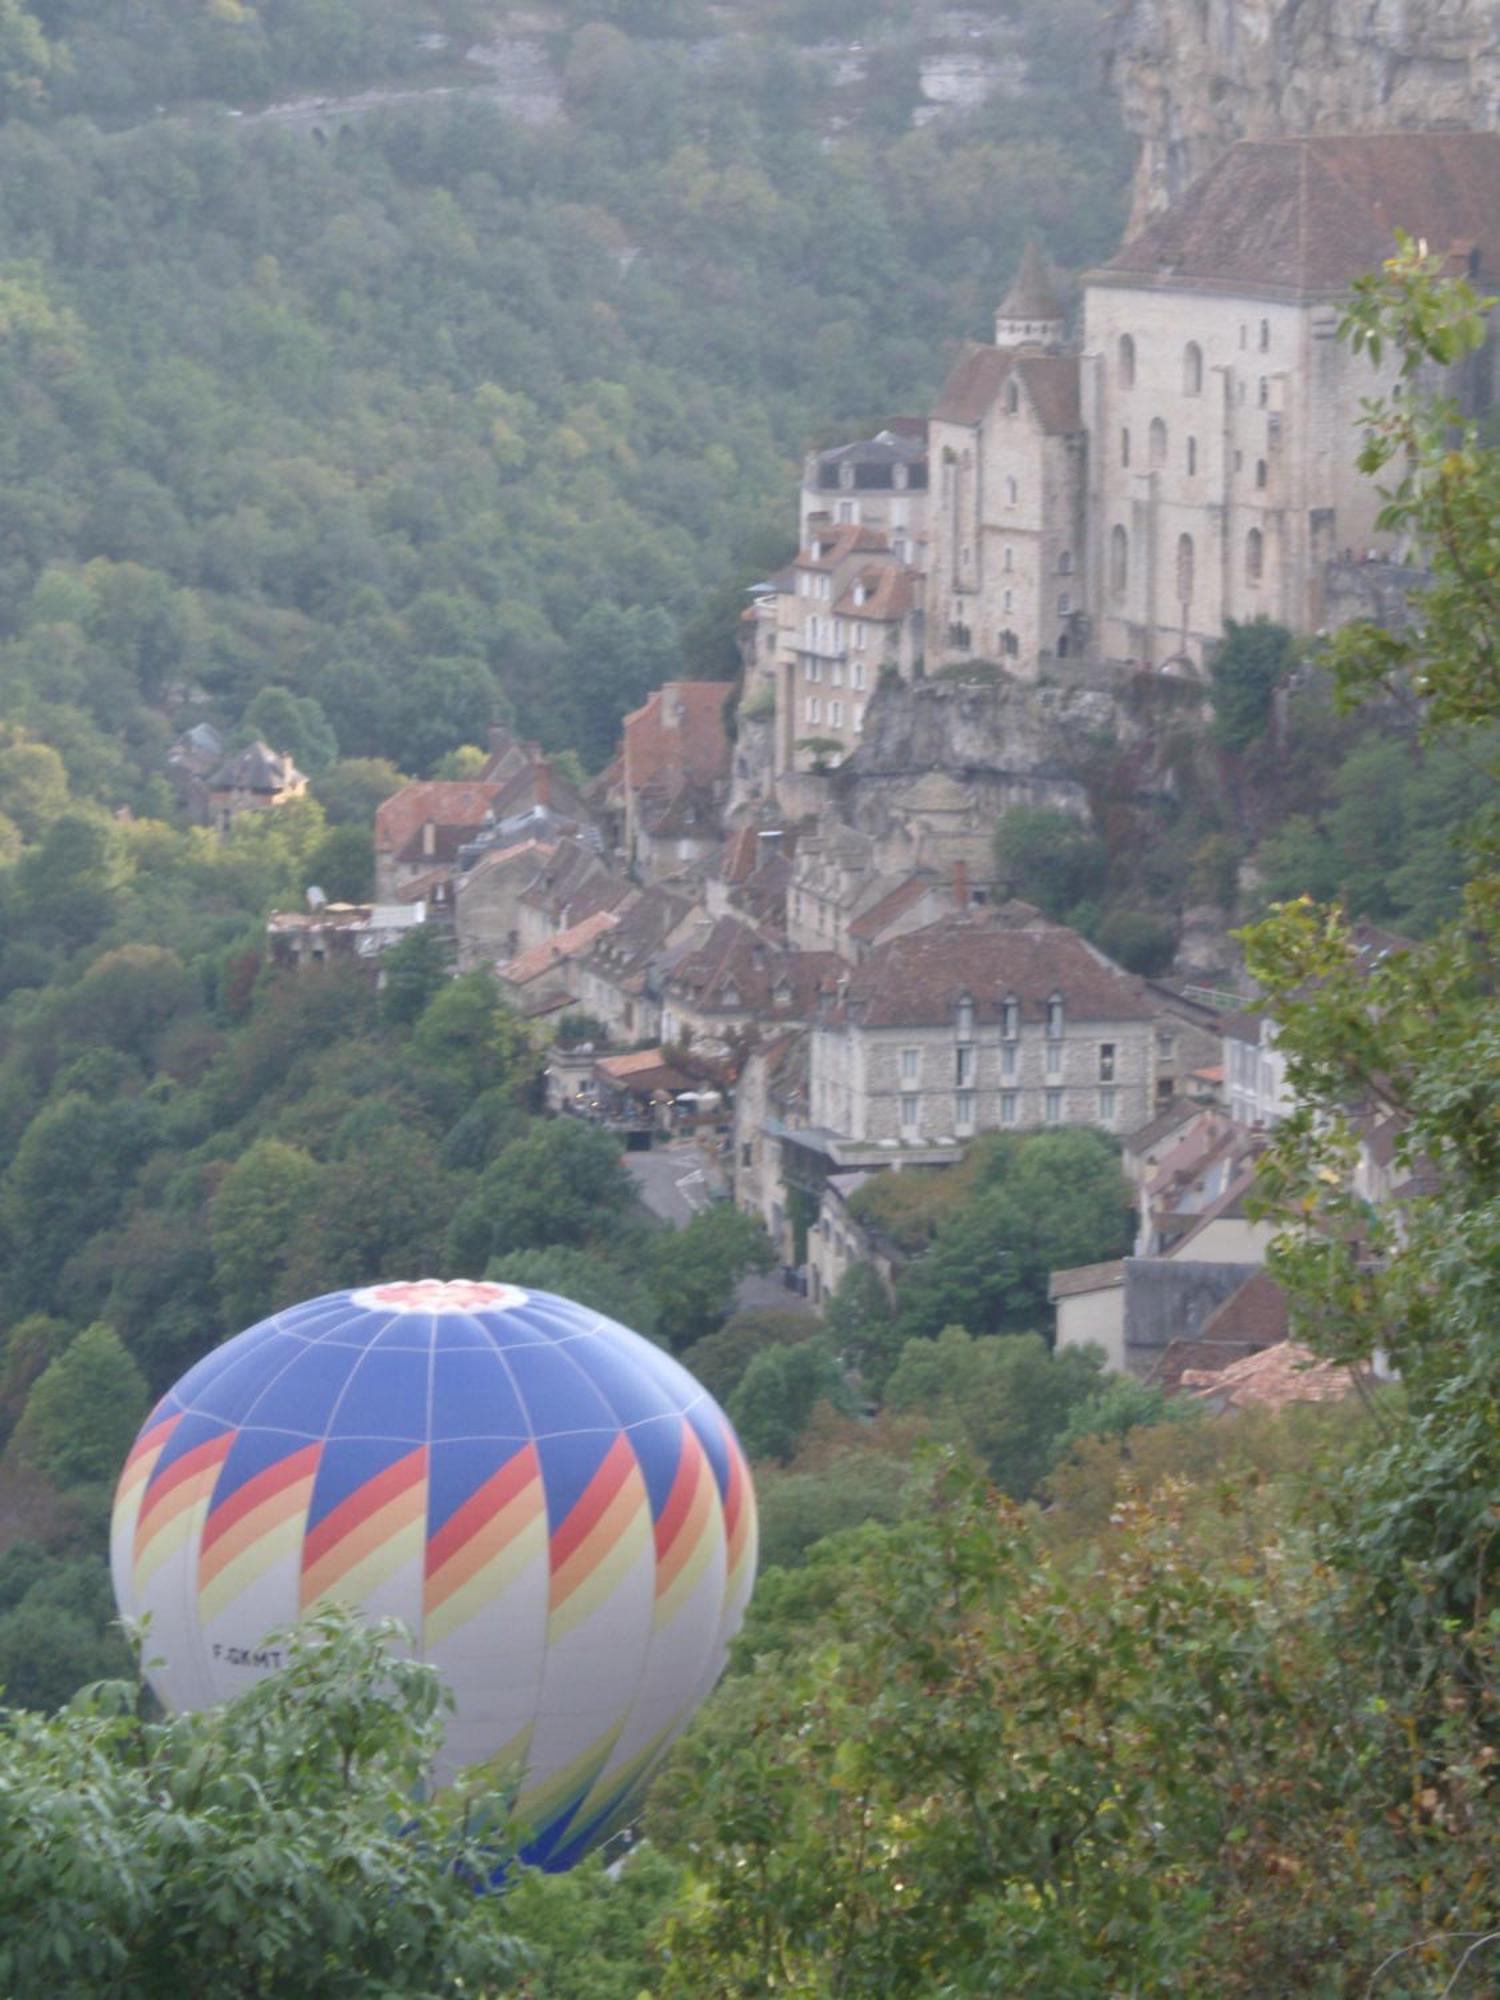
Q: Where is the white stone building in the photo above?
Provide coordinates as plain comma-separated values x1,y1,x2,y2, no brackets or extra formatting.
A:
808,908,1166,1148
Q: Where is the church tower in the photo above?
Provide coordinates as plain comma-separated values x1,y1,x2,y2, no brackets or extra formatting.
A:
994,241,1064,353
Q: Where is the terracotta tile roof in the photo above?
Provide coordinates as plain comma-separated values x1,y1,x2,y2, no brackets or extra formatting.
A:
1199,1269,1289,1347
1101,134,1500,301
794,523,889,571
833,565,918,622
1183,1340,1358,1412
375,779,504,856
847,873,940,941
623,682,733,799
831,914,1156,1031
931,345,1081,434
459,838,552,887
500,909,619,987
1048,1259,1125,1301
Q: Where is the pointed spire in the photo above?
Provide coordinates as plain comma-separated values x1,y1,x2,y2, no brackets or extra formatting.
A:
998,240,1063,324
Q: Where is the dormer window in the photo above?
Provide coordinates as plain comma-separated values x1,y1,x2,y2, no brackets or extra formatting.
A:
1001,997,1019,1041
723,983,740,1008
1046,995,1064,1040
956,996,974,1041
892,462,908,490
839,463,855,490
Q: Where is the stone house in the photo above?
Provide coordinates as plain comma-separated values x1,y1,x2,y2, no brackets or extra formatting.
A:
659,915,842,1051
265,901,427,972
1085,132,1500,671
807,908,1168,1147
732,1029,811,1269
451,838,553,970
513,837,630,956
926,246,1088,675
622,681,733,880
799,420,929,555
773,524,925,776
572,884,702,1047
207,741,308,836
374,778,507,899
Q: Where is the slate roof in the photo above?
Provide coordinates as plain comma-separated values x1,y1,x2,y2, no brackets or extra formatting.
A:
847,873,940,942
1048,1259,1126,1302
931,345,1082,434
1099,133,1500,301
998,240,1064,324
208,740,304,794
829,914,1155,1031
666,917,841,1021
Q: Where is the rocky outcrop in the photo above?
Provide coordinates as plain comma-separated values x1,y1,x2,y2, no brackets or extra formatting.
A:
1111,0,1500,228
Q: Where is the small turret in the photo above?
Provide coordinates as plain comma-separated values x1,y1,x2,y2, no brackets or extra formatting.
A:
994,241,1064,352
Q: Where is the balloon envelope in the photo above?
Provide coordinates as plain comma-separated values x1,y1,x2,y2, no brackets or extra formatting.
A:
110,1279,756,1870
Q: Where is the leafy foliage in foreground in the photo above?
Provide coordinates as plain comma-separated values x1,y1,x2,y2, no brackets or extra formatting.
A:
0,1608,527,1997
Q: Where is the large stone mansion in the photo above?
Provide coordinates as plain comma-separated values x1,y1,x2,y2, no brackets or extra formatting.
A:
752,131,1500,774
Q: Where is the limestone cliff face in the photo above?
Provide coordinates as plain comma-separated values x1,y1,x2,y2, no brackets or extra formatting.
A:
1112,0,1500,227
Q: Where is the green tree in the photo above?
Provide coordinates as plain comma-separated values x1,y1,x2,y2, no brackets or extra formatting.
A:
0,1609,526,1994
211,1137,324,1330
487,1244,663,1345
312,757,406,826
447,1119,635,1271
726,1338,853,1463
379,924,454,1029
884,1328,1101,1499
647,1203,774,1352
0,736,67,840
14,1322,148,1490
894,1129,1133,1344
992,805,1106,919
1210,617,1299,751
679,1306,818,1402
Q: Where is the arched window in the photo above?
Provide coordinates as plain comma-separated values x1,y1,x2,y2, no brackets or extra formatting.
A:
1110,523,1128,596
1255,458,1268,490
1005,380,1020,414
1246,527,1264,583
1149,417,1168,467
1183,341,1203,395
1186,435,1198,476
1176,533,1196,606
1121,427,1131,468
1118,334,1136,389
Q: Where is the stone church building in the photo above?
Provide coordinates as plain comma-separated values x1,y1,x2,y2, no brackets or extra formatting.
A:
770,131,1500,769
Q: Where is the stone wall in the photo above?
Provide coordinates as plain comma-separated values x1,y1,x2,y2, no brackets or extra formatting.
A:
1110,0,1500,230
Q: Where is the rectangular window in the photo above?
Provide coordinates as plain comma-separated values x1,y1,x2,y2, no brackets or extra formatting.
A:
1058,594,1071,617
1157,1031,1176,1059
829,700,843,728
806,657,820,683
955,1090,976,1131
1045,1089,1063,1125
1000,1091,1018,1126
955,1045,976,1088
740,1143,753,1167
1046,998,1063,1039
806,697,820,725
852,661,866,690
1001,999,1019,1041
853,703,865,731
854,626,867,651
833,620,845,648
1001,1042,1017,1080
901,1047,920,1084
1045,1042,1062,1078
900,1093,920,1134
1099,1043,1115,1082
1098,1087,1117,1125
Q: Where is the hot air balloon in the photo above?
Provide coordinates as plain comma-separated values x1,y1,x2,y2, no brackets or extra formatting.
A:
110,1278,756,1871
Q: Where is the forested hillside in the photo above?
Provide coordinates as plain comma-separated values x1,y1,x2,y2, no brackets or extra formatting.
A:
0,0,1129,776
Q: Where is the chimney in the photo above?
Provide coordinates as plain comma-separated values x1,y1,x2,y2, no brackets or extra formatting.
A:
953,859,969,914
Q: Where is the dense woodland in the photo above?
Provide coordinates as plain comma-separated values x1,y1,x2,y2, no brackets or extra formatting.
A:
0,5,1495,1993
